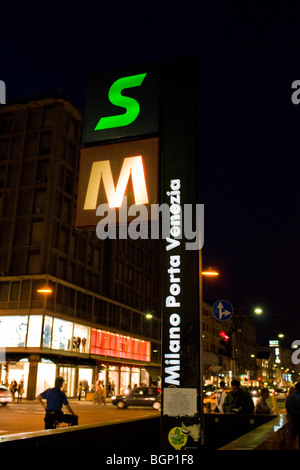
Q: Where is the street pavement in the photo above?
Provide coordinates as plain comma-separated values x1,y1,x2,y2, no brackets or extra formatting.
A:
0,398,159,436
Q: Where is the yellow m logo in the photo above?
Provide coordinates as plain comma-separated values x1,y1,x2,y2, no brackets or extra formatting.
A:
83,156,149,209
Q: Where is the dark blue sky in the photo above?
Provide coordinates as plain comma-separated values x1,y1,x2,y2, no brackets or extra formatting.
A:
1,1,300,345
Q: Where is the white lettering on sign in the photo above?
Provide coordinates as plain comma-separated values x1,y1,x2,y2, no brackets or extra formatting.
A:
164,179,182,386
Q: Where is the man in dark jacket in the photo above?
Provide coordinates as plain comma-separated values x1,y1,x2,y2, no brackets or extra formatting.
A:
223,379,254,414
37,376,78,429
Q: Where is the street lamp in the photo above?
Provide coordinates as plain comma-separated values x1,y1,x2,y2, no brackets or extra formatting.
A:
36,286,53,294
202,266,219,277
254,307,263,315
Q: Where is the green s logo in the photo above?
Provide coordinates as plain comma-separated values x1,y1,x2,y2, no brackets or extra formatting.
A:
94,73,147,131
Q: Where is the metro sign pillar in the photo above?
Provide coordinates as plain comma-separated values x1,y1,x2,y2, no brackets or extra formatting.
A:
160,57,202,450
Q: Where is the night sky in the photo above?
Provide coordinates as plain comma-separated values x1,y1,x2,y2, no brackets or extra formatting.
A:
1,1,300,346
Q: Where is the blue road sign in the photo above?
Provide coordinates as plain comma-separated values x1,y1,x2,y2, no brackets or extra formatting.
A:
212,300,233,321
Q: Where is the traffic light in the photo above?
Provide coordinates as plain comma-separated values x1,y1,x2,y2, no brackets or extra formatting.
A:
219,331,232,357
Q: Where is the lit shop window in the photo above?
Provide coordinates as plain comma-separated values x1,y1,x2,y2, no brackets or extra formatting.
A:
73,323,90,353
42,316,53,348
27,315,43,347
52,318,73,351
0,316,28,347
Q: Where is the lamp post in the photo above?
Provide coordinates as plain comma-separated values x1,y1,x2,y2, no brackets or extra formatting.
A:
200,265,220,442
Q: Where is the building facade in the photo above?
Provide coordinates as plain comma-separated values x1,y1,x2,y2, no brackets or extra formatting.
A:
0,94,162,398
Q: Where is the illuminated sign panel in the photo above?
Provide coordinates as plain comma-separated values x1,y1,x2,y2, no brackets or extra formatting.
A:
82,65,159,145
91,329,150,362
75,137,159,229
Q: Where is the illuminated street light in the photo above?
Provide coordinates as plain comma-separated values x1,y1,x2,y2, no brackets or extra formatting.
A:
278,333,284,338
37,285,53,294
202,266,219,277
145,313,153,319
254,307,263,315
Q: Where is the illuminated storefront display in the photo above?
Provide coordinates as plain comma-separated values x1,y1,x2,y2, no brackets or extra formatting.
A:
44,318,90,353
27,315,43,347
1,314,152,398
90,328,150,362
1,315,149,361
0,315,91,353
52,318,73,351
36,361,56,396
0,316,28,347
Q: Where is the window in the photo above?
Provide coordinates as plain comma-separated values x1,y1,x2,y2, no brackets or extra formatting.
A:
0,138,9,160
27,249,41,274
31,219,44,245
43,105,56,128
36,160,49,183
2,115,13,131
24,134,38,157
108,304,120,328
27,315,43,347
0,281,9,301
39,131,52,155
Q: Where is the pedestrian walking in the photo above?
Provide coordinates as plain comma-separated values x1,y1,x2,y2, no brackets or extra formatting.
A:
254,387,272,414
215,381,227,413
37,376,78,429
94,380,102,404
17,380,24,402
78,382,83,401
223,379,254,414
9,380,17,401
99,384,106,405
285,381,300,449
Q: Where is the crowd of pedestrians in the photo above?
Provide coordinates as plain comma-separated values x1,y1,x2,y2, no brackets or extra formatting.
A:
214,378,300,449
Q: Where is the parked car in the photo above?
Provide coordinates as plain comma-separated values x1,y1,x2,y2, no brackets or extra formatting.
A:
0,385,12,406
112,386,161,409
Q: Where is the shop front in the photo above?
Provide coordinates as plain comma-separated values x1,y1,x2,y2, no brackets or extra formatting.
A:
95,363,150,396
0,314,153,399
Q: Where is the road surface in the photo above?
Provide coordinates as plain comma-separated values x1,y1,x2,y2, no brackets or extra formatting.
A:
0,399,159,436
